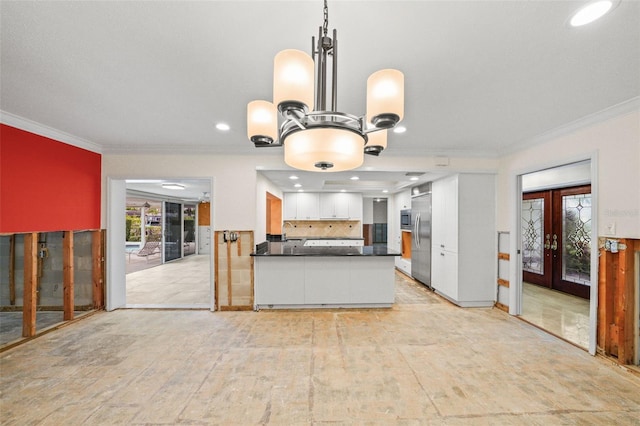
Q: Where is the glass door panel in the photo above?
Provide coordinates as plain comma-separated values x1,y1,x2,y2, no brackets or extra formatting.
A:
522,192,551,288
551,186,591,299
183,204,196,256
164,202,182,262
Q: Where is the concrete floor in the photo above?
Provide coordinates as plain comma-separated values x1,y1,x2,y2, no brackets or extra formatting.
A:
2,274,639,425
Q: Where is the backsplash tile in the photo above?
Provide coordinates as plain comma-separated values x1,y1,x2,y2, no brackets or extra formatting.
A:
282,220,362,238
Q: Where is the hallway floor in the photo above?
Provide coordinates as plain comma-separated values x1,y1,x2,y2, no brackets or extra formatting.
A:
126,254,210,308
2,274,639,424
521,282,590,349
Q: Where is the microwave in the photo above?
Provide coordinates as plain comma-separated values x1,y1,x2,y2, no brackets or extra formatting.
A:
400,209,412,230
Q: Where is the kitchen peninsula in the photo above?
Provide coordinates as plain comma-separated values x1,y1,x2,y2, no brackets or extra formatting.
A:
252,239,400,309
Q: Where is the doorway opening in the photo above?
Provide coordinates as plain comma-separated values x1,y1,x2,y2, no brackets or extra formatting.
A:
107,178,214,311
519,161,592,350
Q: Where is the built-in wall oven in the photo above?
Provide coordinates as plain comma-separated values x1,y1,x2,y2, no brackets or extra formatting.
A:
400,209,412,230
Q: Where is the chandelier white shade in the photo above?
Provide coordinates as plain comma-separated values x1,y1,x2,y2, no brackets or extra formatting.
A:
367,69,404,128
273,50,315,112
284,128,365,171
364,129,387,154
247,100,277,145
247,0,404,171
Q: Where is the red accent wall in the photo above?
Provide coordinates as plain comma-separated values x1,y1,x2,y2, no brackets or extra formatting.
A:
0,124,101,233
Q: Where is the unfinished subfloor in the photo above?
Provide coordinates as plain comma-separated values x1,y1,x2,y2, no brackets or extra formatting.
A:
1,274,639,425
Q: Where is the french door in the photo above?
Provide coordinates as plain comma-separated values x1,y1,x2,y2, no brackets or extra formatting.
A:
522,185,591,299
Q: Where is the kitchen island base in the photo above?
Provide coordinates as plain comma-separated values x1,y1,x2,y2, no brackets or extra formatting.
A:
254,256,396,310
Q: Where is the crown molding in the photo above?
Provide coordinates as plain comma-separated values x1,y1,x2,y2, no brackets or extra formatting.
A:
0,110,103,154
500,96,640,156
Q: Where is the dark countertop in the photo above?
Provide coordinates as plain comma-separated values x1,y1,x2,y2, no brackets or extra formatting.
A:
252,241,400,257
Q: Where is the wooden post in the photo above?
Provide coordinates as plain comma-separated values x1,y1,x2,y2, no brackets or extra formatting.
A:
598,248,615,354
23,233,38,337
92,230,105,309
616,239,636,364
9,235,16,305
63,231,74,320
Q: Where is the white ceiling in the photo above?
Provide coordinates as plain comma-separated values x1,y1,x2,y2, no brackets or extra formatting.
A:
1,0,639,195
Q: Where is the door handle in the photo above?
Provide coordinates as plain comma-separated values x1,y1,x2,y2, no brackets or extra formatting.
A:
551,234,558,251
414,213,420,249
544,234,551,250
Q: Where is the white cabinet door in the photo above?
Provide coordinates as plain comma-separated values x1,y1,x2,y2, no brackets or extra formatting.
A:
320,193,350,219
348,193,363,220
283,193,298,220
431,248,458,301
297,192,319,219
432,175,458,252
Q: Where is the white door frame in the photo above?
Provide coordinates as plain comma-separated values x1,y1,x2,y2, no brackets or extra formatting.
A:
510,152,599,355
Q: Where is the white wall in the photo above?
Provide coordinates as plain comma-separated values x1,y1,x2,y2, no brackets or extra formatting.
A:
102,154,259,232
362,198,374,225
498,110,640,239
373,199,388,223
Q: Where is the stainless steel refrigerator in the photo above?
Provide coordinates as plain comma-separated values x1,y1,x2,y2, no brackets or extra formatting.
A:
411,184,432,288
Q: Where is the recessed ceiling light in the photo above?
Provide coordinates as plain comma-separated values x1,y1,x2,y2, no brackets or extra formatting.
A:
294,183,302,188
297,189,304,192
382,190,388,193
409,177,419,181
350,176,359,180
340,189,346,192
289,175,299,180
568,0,619,27
393,126,407,134
216,123,230,131
162,183,185,190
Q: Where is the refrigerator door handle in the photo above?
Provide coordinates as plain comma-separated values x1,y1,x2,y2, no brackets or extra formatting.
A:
415,213,421,249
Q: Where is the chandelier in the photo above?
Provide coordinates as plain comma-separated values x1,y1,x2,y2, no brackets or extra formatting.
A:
247,0,404,172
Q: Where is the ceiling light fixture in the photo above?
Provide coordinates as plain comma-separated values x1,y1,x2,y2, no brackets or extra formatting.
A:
216,123,230,131
162,183,185,190
568,0,619,27
247,0,404,172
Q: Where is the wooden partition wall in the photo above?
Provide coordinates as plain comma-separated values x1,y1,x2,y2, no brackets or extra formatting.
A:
2,230,105,340
597,238,639,365
214,230,254,311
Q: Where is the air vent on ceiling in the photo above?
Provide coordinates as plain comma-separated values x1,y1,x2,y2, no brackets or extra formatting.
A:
405,172,425,177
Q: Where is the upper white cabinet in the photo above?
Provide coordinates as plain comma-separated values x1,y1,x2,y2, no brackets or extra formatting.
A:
320,193,349,218
319,193,363,220
348,193,363,220
286,192,363,220
431,173,496,307
284,192,320,220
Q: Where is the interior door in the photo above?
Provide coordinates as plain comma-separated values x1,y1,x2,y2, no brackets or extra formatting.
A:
522,185,591,299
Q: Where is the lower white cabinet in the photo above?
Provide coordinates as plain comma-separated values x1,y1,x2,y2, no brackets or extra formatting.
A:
431,249,458,301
